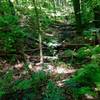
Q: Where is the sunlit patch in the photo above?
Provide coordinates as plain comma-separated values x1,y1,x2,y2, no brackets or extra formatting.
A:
56,67,66,74
85,94,95,100
28,63,33,70
28,5,34,10
56,67,76,74
10,0,14,2
56,79,66,87
47,64,54,71
14,63,24,70
43,64,55,73
35,65,42,72
30,63,76,75
28,63,43,72
57,81,64,87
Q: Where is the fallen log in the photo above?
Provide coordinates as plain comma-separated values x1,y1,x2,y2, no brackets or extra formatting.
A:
55,43,89,50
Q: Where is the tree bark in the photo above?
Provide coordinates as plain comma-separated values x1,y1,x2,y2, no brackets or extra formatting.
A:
72,0,82,33
32,0,43,64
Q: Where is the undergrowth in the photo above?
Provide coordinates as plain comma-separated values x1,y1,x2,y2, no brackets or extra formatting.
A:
0,45,100,100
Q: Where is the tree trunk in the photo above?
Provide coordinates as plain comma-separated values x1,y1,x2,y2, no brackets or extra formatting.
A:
94,6,100,28
72,0,82,33
32,0,43,64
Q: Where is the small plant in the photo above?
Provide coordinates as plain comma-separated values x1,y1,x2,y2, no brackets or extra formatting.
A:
43,80,65,100
77,46,92,59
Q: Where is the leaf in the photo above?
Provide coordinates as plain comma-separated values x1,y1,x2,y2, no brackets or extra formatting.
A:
79,87,91,95
15,80,32,90
0,90,5,97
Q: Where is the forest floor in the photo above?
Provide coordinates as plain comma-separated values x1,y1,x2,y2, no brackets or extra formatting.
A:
0,21,98,100
0,21,79,81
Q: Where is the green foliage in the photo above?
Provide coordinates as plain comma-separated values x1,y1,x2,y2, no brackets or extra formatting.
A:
83,29,96,41
43,80,65,100
0,0,13,15
64,49,77,58
65,62,100,99
14,79,32,90
77,46,92,59
61,45,100,66
0,70,13,98
76,45,100,61
64,44,100,99
92,45,100,54
31,70,48,86
73,63,100,84
0,70,49,99
0,15,27,52
0,0,100,100
81,0,100,25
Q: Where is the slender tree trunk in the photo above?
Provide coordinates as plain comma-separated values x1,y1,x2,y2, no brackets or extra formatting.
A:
72,0,82,33
52,0,57,21
32,0,43,64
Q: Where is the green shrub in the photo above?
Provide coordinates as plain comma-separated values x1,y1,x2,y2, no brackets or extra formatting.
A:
77,46,92,59
65,62,100,99
0,70,49,99
0,15,27,52
43,80,65,100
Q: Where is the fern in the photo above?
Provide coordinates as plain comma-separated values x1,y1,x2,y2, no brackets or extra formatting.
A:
43,80,65,100
65,62,100,99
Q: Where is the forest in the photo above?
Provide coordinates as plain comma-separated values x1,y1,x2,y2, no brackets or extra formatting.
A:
0,0,100,100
